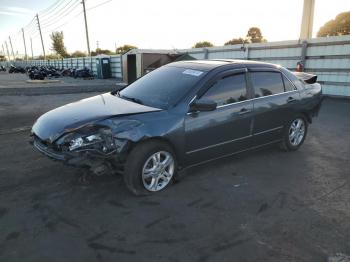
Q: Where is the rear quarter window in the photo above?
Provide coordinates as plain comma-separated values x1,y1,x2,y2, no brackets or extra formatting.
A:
282,75,297,92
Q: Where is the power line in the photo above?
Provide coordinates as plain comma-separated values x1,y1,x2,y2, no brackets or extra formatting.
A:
40,0,79,25
40,0,81,29
39,0,72,19
88,0,113,11
25,0,78,44
23,17,37,31
43,10,83,34
2,0,116,60
25,26,40,37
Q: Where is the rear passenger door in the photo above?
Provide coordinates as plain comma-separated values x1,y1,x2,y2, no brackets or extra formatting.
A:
248,69,300,144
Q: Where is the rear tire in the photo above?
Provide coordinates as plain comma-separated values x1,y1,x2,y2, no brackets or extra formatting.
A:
280,116,308,151
124,140,177,196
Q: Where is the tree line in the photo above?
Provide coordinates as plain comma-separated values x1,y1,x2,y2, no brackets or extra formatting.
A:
193,27,266,48
47,31,137,59
193,12,350,48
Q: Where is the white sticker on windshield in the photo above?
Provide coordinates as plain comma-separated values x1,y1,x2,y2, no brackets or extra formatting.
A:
182,69,203,77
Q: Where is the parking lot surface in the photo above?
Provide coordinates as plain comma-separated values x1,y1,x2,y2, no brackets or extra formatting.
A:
0,93,349,262
0,72,120,95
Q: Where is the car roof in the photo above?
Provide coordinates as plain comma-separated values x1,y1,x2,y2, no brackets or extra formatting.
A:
168,59,279,71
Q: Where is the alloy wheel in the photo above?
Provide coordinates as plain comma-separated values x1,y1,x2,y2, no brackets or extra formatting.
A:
142,151,175,192
289,118,306,146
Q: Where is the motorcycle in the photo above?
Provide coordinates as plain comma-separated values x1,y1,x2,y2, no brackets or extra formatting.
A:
9,65,26,73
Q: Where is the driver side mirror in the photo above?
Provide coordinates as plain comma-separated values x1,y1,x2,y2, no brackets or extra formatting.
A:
189,98,217,112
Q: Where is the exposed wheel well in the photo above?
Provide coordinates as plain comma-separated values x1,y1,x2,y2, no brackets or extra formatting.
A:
301,112,312,124
129,137,178,159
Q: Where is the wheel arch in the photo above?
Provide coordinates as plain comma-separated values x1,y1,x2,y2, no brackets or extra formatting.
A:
301,111,312,124
128,136,182,167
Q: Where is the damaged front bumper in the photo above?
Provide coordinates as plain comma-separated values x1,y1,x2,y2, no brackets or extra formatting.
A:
32,135,128,175
31,118,145,175
33,137,67,161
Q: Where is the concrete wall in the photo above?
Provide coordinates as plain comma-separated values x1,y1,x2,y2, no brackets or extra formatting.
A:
181,35,350,97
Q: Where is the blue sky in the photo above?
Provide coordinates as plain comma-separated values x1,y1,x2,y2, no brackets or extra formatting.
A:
0,0,349,57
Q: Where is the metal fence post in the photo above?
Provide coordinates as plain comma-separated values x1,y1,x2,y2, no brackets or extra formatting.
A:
245,46,250,60
300,40,308,71
204,48,209,59
120,55,124,82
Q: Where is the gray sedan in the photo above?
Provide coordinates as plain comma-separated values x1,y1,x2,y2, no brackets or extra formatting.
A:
32,60,323,195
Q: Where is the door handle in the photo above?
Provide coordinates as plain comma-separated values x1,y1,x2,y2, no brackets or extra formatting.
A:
287,97,297,103
238,108,252,115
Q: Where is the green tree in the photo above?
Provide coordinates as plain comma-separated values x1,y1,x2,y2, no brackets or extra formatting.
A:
50,31,68,57
116,44,137,54
246,27,266,43
193,41,214,48
46,54,61,59
0,55,6,61
91,48,115,56
71,50,87,57
224,37,249,46
317,11,350,37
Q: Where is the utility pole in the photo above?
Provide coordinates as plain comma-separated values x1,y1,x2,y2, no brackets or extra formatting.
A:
8,36,15,60
36,14,46,59
1,44,5,57
1,44,7,65
30,38,34,59
5,41,11,63
300,0,315,39
21,28,28,61
82,0,91,55
81,0,93,71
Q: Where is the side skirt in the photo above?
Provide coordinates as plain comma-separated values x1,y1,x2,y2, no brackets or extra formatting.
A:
182,139,282,170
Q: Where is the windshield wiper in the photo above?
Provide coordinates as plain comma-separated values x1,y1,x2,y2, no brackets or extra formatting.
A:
119,93,144,105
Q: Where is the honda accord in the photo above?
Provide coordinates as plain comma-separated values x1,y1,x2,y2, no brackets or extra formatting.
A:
31,60,323,195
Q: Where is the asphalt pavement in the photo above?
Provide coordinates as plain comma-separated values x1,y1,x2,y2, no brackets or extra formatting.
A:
0,72,123,95
0,91,349,262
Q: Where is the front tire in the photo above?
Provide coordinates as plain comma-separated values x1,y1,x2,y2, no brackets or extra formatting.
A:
280,116,308,151
124,141,176,196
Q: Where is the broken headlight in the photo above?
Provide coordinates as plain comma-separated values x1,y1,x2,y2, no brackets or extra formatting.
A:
57,127,115,153
69,134,103,151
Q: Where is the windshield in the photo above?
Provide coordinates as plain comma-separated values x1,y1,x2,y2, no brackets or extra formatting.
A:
118,66,206,109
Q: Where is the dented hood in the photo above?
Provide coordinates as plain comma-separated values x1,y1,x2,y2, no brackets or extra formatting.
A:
32,92,161,142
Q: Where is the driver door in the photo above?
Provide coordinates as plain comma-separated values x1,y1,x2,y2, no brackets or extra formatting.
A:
184,69,254,166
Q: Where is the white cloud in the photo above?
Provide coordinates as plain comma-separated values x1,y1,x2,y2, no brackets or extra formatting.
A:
0,10,25,17
0,6,32,17
6,6,32,14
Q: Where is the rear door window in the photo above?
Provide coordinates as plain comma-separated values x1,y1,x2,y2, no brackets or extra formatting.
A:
250,72,284,98
202,73,247,106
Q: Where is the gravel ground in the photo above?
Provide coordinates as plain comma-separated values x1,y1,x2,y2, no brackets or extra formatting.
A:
0,93,349,262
